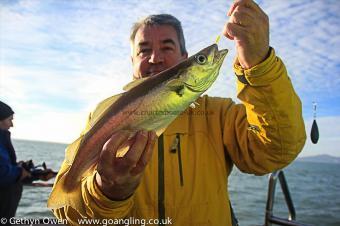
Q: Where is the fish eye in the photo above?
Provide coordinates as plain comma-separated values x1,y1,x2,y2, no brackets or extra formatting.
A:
195,54,207,64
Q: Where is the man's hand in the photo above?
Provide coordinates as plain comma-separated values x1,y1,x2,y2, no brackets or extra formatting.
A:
19,167,31,181
96,130,157,200
223,0,269,69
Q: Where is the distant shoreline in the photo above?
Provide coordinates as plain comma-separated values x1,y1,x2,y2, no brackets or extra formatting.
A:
297,154,340,164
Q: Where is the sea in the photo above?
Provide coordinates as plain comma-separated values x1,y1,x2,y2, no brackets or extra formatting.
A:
12,139,340,226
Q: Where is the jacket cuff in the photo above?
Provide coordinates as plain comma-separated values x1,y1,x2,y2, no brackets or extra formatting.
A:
234,47,282,86
84,171,134,215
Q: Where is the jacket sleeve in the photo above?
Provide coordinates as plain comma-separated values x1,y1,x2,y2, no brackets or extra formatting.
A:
0,145,22,186
51,168,134,223
49,97,134,222
222,48,306,175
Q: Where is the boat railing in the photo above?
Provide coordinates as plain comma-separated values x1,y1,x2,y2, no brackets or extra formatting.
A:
264,170,313,226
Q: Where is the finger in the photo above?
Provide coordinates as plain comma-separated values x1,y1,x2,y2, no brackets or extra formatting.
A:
102,131,130,155
223,22,247,40
228,0,261,16
229,8,254,27
122,130,149,167
97,133,134,178
115,134,138,158
234,5,257,21
222,22,234,40
130,131,157,175
246,0,266,16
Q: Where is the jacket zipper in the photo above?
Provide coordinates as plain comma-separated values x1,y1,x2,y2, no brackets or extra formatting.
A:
176,133,184,186
158,134,165,224
170,133,184,187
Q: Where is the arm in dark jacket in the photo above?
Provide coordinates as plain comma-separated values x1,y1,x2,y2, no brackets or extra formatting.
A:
0,145,22,186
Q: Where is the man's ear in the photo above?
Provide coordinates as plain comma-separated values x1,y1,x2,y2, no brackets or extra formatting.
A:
182,52,188,60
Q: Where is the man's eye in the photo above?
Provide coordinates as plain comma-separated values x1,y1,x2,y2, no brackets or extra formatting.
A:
138,49,151,55
163,46,174,52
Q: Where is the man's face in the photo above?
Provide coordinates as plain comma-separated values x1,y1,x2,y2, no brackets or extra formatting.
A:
131,25,188,79
0,115,14,131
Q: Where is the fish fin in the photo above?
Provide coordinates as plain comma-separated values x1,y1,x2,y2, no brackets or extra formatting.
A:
166,79,184,88
64,134,84,165
47,162,95,217
50,131,99,210
47,169,83,211
123,77,149,91
89,93,123,128
63,121,106,191
166,79,185,97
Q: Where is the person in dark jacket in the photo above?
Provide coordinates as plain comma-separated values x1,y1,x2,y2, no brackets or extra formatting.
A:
0,101,31,219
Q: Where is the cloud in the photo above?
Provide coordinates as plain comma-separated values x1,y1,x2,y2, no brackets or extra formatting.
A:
11,108,88,144
262,0,340,95
1,0,340,153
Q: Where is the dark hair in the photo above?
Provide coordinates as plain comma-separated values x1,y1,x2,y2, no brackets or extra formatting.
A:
0,101,14,121
130,14,187,55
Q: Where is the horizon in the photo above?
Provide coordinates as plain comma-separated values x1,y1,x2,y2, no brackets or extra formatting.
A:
1,0,340,157
12,137,340,159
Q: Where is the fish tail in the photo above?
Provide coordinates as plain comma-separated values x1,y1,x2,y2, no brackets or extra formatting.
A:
62,169,80,192
47,171,86,214
48,132,102,210
61,133,104,191
62,152,99,191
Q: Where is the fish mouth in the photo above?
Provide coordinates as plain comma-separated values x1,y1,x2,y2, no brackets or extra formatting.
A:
214,48,228,64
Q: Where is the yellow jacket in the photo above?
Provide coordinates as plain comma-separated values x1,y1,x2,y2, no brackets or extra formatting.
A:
48,48,306,225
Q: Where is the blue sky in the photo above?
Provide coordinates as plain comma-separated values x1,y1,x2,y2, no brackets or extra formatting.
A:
0,0,339,157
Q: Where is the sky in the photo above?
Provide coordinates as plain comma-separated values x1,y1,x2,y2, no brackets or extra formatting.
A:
0,0,339,157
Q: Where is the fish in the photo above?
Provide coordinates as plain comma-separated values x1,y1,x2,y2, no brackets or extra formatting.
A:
61,44,228,192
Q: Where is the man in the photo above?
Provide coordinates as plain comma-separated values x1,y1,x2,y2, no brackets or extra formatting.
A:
0,101,56,220
0,101,31,219
49,0,306,225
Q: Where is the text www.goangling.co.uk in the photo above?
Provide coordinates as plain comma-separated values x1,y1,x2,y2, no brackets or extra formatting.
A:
78,217,173,226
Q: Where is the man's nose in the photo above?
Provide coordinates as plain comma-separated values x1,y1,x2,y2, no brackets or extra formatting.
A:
148,50,164,64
